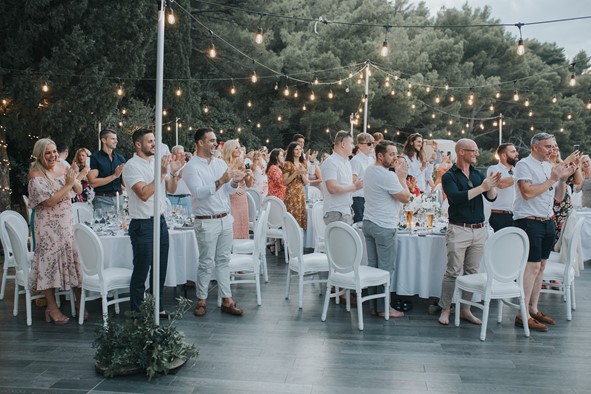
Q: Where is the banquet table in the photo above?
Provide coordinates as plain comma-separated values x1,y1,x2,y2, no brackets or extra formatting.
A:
99,228,199,287
355,225,447,298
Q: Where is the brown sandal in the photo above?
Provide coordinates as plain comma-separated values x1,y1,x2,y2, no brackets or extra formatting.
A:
193,300,207,317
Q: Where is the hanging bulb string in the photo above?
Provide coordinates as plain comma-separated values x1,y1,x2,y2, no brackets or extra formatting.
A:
416,98,501,122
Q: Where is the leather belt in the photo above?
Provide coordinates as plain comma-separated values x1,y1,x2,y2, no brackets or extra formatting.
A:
94,191,120,197
167,194,190,198
449,221,486,229
194,212,228,220
523,216,553,222
491,210,513,214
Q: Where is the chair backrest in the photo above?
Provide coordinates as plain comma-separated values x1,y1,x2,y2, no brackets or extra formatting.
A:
5,221,31,279
564,216,585,274
22,195,32,225
0,210,30,264
246,192,258,226
482,227,529,288
312,201,326,244
73,223,105,284
307,186,323,201
71,202,94,224
246,188,262,213
283,212,303,260
263,195,287,229
325,221,363,276
253,203,270,256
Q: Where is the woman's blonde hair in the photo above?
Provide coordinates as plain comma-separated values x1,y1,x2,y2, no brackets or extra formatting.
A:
73,147,91,167
222,139,240,164
30,138,57,183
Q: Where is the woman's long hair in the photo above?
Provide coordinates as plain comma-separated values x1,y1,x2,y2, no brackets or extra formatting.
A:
285,142,305,165
73,147,91,168
29,138,57,184
402,133,425,161
266,148,282,174
221,139,240,164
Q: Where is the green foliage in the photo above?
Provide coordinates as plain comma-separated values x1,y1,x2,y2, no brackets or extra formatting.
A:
93,295,198,380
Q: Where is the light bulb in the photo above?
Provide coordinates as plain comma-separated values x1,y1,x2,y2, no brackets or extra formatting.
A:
313,76,319,85
560,127,565,132
176,87,182,96
431,113,436,119
445,84,449,91
325,128,330,133
41,82,49,92
468,98,473,106
117,86,124,96
495,91,501,99
480,123,485,130
274,81,278,91
294,90,299,98
390,89,395,96
230,85,236,95
345,86,350,93
203,106,209,113
552,95,557,103
435,95,440,104
569,74,576,87
163,109,168,116
256,122,261,128
277,115,282,121
489,104,494,111
302,104,307,111
121,108,127,115
513,91,519,101
247,100,252,108
406,89,411,97
524,98,530,107
411,104,416,109
328,89,334,99
530,125,534,131
449,95,455,102
255,27,263,44
529,110,533,117
567,114,572,120
310,92,315,101
208,43,217,58
516,38,525,56
118,121,123,127
587,101,591,110
283,86,290,96
380,40,389,57
250,71,257,83
167,9,176,25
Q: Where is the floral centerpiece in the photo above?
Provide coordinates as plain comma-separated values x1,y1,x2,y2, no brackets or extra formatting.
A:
403,194,441,228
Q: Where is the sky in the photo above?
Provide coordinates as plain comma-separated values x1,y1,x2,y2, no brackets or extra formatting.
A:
418,0,591,61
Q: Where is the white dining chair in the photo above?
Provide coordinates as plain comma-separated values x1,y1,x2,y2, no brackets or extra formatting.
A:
220,205,270,307
311,201,326,253
246,188,262,214
321,221,391,331
71,202,94,224
284,212,329,309
73,223,132,326
6,221,75,325
245,191,258,232
0,211,32,300
541,216,584,320
22,195,32,226
307,186,323,201
233,202,270,283
262,195,288,263
454,227,530,341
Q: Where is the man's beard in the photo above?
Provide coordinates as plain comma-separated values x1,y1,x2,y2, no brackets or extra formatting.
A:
507,157,518,166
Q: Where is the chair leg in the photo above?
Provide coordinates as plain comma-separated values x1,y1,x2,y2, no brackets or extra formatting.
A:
114,291,120,314
497,299,503,323
0,265,8,300
518,295,530,338
283,240,289,264
321,280,332,321
480,300,490,341
384,283,390,321
298,273,304,309
357,295,364,331
345,290,351,311
69,289,76,317
275,239,279,257
565,284,572,321
13,284,19,316
255,272,262,306
454,287,461,327
571,281,576,310
285,269,291,299
79,291,86,325
25,290,32,326
101,295,109,328
261,253,269,283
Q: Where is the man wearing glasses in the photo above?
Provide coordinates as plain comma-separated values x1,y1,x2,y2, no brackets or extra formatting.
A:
438,138,501,326
487,143,519,231
512,133,576,331
350,132,375,223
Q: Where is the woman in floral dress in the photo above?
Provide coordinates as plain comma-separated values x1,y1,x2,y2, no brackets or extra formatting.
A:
282,142,309,229
222,140,253,239
266,148,286,200
28,138,83,324
71,148,94,203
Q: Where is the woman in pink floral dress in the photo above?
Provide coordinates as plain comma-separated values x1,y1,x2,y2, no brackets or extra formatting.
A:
28,138,83,324
222,140,253,239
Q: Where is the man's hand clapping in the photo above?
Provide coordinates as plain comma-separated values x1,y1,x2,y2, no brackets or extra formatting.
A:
481,171,501,191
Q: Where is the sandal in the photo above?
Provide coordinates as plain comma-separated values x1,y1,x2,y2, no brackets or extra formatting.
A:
194,300,207,317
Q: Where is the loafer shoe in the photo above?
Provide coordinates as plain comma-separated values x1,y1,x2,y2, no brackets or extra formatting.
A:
221,303,243,316
193,301,207,317
530,310,556,325
515,315,548,332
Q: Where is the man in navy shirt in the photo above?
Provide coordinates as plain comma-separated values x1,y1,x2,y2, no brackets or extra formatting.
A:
88,129,126,211
438,138,500,326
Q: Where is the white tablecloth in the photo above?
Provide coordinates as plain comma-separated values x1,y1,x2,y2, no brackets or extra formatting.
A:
357,227,447,298
100,229,199,287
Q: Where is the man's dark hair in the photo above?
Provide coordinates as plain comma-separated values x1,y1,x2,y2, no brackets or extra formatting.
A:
99,129,117,140
132,128,152,145
56,143,68,154
375,140,395,157
496,143,514,156
293,133,305,142
194,128,213,143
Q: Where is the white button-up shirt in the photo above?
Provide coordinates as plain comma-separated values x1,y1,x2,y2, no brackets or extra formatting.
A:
122,153,168,219
320,153,354,215
183,155,237,216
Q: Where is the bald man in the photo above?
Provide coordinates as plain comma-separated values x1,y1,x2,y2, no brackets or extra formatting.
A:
438,138,501,326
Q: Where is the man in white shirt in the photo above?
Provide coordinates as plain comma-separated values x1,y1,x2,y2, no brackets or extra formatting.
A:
513,132,575,332
362,140,411,318
57,143,70,168
167,145,192,215
350,132,375,223
122,129,181,315
183,128,246,317
488,143,519,231
320,130,363,225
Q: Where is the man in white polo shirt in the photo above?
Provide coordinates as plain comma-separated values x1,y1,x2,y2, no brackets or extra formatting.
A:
320,130,363,225
122,128,181,315
513,132,576,332
363,140,411,318
183,128,246,317
350,132,375,223
487,143,519,231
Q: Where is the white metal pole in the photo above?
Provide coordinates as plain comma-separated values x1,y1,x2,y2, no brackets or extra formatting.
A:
363,62,370,134
350,113,354,135
499,113,503,146
98,120,102,150
152,0,166,326
175,117,179,146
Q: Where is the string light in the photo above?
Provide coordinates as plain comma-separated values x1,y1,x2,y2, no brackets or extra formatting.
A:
247,100,252,107
528,110,534,117
255,27,264,44
495,91,501,99
513,90,519,101
384,76,390,87
310,91,316,101
277,115,282,121
435,95,440,104
328,88,334,99
167,7,176,25
208,43,217,58
41,82,50,93
283,84,290,97
449,95,455,102
516,23,525,55
425,86,431,93
117,85,124,96
274,81,279,91
230,83,236,95
313,75,319,85
569,73,576,87
552,95,557,103
250,70,258,83
162,109,168,116
203,106,209,113
567,113,572,120
445,84,449,91
380,25,391,57
524,98,530,107
256,122,261,128
121,108,127,115
294,90,299,98
390,89,395,96
302,104,307,111
587,100,591,110
175,87,182,96
489,104,494,111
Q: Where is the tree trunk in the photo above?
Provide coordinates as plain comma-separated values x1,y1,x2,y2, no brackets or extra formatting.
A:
0,125,10,211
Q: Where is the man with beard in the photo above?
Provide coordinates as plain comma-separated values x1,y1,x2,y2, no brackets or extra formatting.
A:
487,143,519,231
122,129,181,315
89,129,126,211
